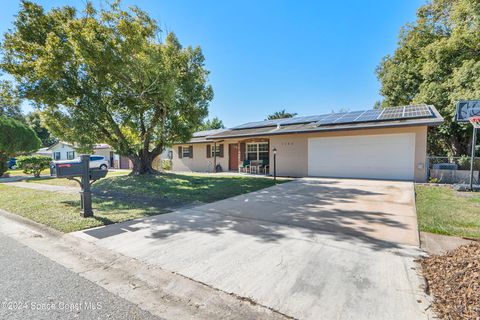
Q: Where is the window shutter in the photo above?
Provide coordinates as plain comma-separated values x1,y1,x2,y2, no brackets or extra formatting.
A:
206,145,211,158
219,144,224,157
240,143,246,161
189,146,193,158
178,146,182,159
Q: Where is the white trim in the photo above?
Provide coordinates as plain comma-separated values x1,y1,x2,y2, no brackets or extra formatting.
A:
246,142,269,161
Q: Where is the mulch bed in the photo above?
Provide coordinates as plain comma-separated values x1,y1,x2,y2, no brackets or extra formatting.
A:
421,242,480,319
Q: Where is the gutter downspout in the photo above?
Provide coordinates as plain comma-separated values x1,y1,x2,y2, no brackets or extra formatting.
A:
213,141,217,173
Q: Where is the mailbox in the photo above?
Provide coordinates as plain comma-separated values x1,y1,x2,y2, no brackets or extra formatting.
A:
50,155,108,218
55,161,85,178
89,168,108,180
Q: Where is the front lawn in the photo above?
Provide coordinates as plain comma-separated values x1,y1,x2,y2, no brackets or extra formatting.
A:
0,173,286,232
415,185,480,239
26,170,130,187
3,169,50,177
92,173,286,203
0,184,161,232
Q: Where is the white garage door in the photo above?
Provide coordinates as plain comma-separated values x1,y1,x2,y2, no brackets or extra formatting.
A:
308,133,415,180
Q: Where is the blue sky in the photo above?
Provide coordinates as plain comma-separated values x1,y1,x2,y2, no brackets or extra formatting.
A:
0,0,424,127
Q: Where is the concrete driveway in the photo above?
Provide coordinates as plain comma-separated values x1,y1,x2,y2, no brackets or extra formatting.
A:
72,178,428,320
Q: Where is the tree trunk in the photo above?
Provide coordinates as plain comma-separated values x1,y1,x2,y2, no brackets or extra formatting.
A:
129,152,161,175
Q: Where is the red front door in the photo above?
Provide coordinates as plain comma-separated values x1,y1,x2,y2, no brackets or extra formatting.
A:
229,144,239,171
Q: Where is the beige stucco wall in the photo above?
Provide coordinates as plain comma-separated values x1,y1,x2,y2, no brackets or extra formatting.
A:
172,142,231,172
172,126,429,182
268,125,428,182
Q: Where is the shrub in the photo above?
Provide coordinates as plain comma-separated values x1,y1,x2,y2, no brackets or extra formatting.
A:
162,159,172,171
457,155,480,170
458,155,471,170
16,155,51,177
0,116,41,177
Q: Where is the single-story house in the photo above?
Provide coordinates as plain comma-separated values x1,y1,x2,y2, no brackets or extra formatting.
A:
35,142,131,169
172,105,444,182
35,142,172,170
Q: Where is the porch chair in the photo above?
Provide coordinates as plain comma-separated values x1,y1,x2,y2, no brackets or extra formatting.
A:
260,159,270,175
238,159,250,173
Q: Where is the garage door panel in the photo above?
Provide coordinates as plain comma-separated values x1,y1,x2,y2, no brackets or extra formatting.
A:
308,133,415,180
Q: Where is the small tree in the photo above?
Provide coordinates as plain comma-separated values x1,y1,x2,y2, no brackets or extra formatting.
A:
266,109,297,120
199,117,225,130
0,116,41,176
16,155,51,177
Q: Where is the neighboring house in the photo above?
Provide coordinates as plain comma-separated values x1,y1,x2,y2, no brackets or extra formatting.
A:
47,141,77,161
172,105,444,182
34,142,134,169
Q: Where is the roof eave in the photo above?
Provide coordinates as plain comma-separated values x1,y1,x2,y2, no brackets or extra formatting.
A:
206,118,444,140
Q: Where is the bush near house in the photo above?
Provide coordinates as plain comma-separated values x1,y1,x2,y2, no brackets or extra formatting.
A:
16,155,51,177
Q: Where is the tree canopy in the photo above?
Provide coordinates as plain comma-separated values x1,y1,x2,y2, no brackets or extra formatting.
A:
1,1,213,174
376,0,480,156
0,116,41,176
26,110,57,147
199,116,225,130
266,109,298,120
0,80,24,122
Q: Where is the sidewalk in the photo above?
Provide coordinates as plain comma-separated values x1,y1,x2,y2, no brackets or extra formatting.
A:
0,209,287,320
0,181,78,193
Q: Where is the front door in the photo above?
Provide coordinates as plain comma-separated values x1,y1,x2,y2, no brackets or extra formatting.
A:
229,144,239,171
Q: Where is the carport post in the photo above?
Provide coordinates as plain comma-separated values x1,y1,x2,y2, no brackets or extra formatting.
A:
273,147,277,181
469,127,477,191
80,154,93,217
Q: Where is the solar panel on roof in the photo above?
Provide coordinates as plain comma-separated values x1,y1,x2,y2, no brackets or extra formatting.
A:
230,105,433,130
317,105,432,127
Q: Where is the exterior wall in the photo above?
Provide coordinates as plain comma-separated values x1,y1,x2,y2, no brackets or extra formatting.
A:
93,148,113,167
268,125,428,182
172,142,231,172
49,143,76,160
172,125,429,182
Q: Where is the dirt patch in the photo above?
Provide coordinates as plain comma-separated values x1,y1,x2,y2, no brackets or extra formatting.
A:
421,242,480,319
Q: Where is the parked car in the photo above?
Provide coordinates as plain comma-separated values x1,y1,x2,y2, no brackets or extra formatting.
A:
52,155,109,170
8,158,16,170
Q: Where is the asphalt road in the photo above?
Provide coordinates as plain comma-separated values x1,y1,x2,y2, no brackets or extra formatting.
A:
0,232,162,320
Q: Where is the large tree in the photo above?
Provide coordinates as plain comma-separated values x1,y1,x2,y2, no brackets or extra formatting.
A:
26,110,57,147
376,0,480,156
0,116,41,176
1,1,213,174
266,109,297,120
199,116,225,130
0,80,24,122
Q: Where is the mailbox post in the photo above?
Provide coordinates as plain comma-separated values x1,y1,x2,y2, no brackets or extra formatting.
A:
53,154,107,218
80,155,93,217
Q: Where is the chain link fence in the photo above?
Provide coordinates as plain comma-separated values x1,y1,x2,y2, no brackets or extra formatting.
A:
427,156,480,184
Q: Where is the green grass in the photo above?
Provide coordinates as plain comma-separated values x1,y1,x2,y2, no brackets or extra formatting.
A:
4,169,50,177
415,185,480,239
0,172,286,232
26,170,129,187
0,184,162,233
92,173,287,203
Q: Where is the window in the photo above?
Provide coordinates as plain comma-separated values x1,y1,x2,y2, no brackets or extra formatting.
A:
182,147,191,158
246,142,269,161
53,152,61,160
210,145,221,157
67,151,75,160
90,156,103,161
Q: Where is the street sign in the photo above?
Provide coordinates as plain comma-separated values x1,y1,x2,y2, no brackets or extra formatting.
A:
455,100,480,122
455,100,480,191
